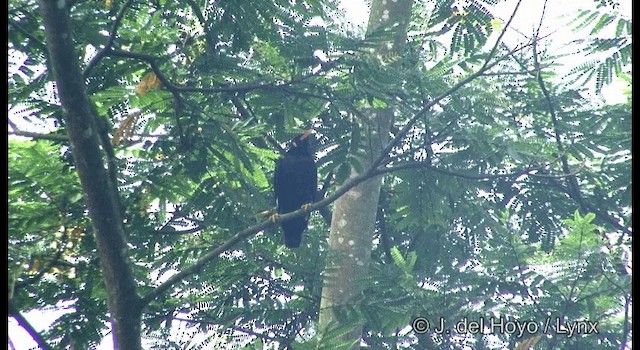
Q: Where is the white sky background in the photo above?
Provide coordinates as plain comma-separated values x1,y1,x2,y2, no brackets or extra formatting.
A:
337,0,630,104
8,0,631,349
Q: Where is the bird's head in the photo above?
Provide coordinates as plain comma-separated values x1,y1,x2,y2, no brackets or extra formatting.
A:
289,129,313,155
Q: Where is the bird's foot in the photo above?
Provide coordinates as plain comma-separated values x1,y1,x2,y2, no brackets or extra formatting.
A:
269,213,280,223
301,203,313,211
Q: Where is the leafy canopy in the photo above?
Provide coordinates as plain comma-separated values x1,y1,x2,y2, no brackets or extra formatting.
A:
8,0,630,348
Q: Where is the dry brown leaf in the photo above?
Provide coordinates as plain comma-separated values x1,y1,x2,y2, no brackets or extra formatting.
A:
112,111,141,145
515,334,542,350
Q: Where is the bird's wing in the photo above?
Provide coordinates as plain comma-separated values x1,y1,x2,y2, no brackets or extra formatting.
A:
300,158,317,203
274,158,282,207
311,161,318,202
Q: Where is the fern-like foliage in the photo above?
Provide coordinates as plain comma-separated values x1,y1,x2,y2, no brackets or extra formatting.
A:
8,0,630,349
564,8,631,92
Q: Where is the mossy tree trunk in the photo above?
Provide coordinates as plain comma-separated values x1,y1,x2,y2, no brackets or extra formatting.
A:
318,0,414,346
38,2,143,348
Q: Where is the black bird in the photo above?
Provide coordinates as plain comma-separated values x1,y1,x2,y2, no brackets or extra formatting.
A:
274,130,317,248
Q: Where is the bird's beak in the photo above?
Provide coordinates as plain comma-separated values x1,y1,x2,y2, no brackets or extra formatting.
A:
300,129,313,140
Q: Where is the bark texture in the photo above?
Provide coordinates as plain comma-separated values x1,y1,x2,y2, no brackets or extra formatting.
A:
38,1,142,348
318,0,414,345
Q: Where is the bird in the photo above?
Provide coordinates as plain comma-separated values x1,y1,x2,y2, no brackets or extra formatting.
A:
273,130,317,248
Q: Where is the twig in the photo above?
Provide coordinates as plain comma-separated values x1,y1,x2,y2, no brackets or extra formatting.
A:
480,65,550,76
478,0,524,72
620,293,631,350
184,0,217,53
15,228,69,289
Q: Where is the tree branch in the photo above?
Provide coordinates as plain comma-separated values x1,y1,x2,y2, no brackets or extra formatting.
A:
373,161,542,180
106,48,334,96
530,33,630,236
620,292,631,350
376,193,394,265
532,38,583,202
140,3,536,307
372,37,534,172
141,152,545,306
8,130,69,142
140,163,379,305
82,0,135,77
8,302,51,350
544,179,631,236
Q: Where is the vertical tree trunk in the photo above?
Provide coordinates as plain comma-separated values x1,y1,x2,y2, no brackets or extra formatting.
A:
38,2,142,349
318,0,414,346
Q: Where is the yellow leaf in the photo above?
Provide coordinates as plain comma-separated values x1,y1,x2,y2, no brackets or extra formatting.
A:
451,9,468,18
490,18,503,32
29,258,42,273
135,72,162,96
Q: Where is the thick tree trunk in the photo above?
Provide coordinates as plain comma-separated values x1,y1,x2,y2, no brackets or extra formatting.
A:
38,2,142,349
318,0,413,346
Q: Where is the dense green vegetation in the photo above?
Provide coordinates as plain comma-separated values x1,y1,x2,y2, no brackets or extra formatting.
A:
8,0,630,348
